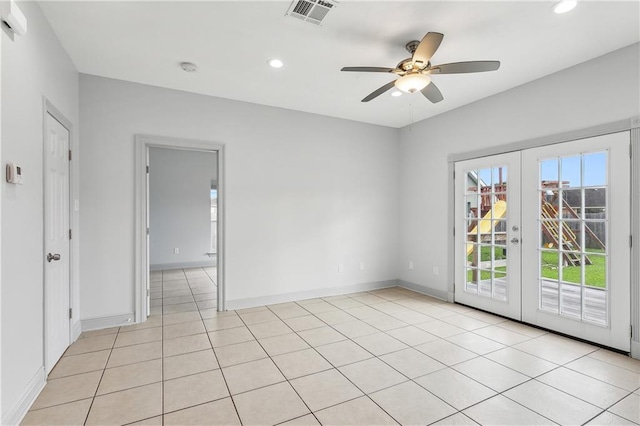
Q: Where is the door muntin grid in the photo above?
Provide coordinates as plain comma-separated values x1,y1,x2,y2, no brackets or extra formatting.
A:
538,151,608,326
464,166,508,302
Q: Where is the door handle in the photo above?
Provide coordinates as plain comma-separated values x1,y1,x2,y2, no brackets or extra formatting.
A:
47,253,61,262
510,238,519,244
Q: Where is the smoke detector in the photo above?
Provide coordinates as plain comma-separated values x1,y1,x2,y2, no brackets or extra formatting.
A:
286,0,337,25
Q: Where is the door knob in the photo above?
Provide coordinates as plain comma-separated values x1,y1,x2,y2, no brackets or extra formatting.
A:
47,253,61,262
510,238,519,244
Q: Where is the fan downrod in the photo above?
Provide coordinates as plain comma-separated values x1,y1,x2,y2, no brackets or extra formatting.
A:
405,40,420,55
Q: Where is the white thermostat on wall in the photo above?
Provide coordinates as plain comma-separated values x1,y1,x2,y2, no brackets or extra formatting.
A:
6,163,23,184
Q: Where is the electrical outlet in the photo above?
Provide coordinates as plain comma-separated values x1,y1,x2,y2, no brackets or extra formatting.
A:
359,262,365,271
174,248,179,254
338,263,344,273
408,261,414,270
433,266,439,275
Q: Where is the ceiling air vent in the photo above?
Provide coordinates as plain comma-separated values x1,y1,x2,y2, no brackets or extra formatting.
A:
286,0,337,25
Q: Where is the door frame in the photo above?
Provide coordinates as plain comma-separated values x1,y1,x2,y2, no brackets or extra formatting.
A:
447,116,640,358
134,135,226,323
42,100,73,373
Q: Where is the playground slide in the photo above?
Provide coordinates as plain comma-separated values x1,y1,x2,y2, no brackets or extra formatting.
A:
466,200,507,255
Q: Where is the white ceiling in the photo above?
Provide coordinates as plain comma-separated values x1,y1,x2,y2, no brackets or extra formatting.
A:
39,1,640,128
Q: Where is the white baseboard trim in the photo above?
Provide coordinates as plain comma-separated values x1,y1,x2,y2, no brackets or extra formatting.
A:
631,340,640,360
72,320,82,341
150,260,215,271
397,280,449,301
81,313,135,332
226,280,398,310
2,366,46,426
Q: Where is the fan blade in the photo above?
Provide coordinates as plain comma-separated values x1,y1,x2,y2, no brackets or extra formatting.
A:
421,82,444,103
413,32,444,65
430,61,500,74
341,67,396,73
361,80,397,102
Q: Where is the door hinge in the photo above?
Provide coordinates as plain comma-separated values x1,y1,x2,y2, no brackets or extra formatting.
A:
146,165,150,173
630,144,632,158
630,235,633,248
69,229,72,240
631,325,633,338
69,150,72,161
146,227,150,235
69,308,73,319
453,227,455,237
146,289,150,297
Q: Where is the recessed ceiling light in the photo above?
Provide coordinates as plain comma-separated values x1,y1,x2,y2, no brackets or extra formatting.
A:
268,58,284,69
180,62,198,73
553,0,577,14
391,91,403,97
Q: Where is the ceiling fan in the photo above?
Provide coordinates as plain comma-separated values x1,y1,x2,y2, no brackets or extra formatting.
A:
341,32,500,103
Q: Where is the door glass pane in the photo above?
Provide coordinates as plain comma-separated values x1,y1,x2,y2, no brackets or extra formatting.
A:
537,152,608,326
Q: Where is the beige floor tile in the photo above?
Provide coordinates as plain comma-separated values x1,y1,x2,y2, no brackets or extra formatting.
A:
389,309,435,325
21,399,92,426
415,340,477,366
64,333,116,356
283,315,326,331
353,332,408,356
80,326,119,339
128,415,163,425
327,298,365,310
238,309,279,324
609,393,640,424
302,301,339,314
440,314,491,331
484,347,557,377
86,383,162,425
587,411,638,425
588,349,640,373
290,369,363,411
496,320,547,338
279,414,321,425
339,358,407,393
162,320,206,340
333,320,379,338
164,397,240,425
163,333,211,357
385,325,438,346
49,350,110,379
98,358,162,395
537,367,631,408
108,341,162,368
163,370,229,413
268,303,309,319
415,368,496,410
164,349,219,380
351,294,387,305
565,356,640,391
163,302,198,314
370,381,456,425
314,396,397,426
430,412,479,426
446,332,506,355
222,358,285,395
361,315,408,331
200,308,236,319
163,295,195,306
247,319,293,338
463,395,554,425
343,305,385,320
379,348,446,379
504,380,601,425
415,320,466,338
196,299,217,310
122,316,163,333
298,326,347,347
162,311,202,326
472,324,532,346
272,348,333,379
32,371,102,410
463,310,508,324
513,334,596,364
214,340,268,367
203,315,243,332
232,382,309,425
259,332,310,356
193,291,216,301
453,357,528,392
208,326,254,347
114,327,162,348
315,340,373,367
161,289,193,299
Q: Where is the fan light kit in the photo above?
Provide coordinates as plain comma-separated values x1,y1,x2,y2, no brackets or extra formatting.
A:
554,0,577,14
391,91,403,97
268,59,284,69
180,62,198,73
341,31,500,103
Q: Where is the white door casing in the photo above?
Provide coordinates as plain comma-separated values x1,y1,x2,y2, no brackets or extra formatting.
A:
454,152,522,320
44,112,71,373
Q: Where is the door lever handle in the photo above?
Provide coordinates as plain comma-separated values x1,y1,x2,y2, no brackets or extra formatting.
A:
47,253,61,262
510,238,519,244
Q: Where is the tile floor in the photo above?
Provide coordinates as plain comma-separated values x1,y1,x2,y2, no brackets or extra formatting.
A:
22,267,640,425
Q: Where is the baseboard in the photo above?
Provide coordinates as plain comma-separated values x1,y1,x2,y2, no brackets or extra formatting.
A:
72,320,82,341
397,280,449,301
2,366,46,426
81,313,135,332
226,280,398,310
632,340,640,360
150,259,215,271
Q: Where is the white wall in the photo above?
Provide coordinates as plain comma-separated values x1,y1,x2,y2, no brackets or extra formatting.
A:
399,43,640,296
80,75,400,318
149,147,217,269
1,2,79,422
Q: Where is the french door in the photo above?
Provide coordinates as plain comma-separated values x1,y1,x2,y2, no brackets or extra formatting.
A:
455,132,631,351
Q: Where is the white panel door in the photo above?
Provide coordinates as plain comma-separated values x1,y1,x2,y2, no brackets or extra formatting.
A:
44,113,71,372
455,152,522,320
522,132,630,351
